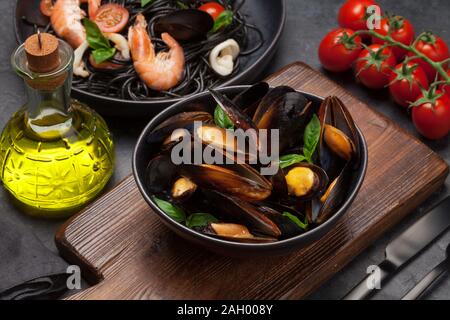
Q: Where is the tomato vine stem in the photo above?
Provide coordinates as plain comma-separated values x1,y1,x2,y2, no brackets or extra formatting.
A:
351,30,450,83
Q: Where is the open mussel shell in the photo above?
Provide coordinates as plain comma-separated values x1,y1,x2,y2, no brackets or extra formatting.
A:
258,203,308,239
154,9,214,42
319,96,360,174
178,162,272,202
202,190,281,238
146,111,213,146
315,96,360,225
193,124,257,162
199,223,277,244
208,88,259,132
253,89,315,153
232,82,270,118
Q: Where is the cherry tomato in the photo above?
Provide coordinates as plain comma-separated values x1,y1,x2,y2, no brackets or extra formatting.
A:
40,0,54,17
355,44,396,89
318,28,362,72
372,16,415,61
94,4,129,33
89,54,123,70
338,0,379,37
389,62,429,107
199,2,225,20
411,90,450,140
439,69,450,98
407,33,450,82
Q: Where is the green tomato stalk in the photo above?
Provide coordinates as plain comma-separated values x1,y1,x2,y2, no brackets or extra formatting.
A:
351,30,450,84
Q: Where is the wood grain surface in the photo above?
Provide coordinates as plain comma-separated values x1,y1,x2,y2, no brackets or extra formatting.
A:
56,62,449,300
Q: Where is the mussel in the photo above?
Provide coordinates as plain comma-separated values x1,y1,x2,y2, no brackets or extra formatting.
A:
315,96,360,224
178,163,272,202
172,177,197,201
232,82,270,117
200,223,277,243
284,163,329,200
146,111,213,147
202,190,281,238
154,9,214,42
253,88,315,153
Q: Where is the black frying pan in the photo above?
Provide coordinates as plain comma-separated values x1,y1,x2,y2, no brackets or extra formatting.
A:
15,0,286,118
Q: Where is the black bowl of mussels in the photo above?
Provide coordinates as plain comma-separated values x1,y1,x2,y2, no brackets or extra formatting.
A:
133,84,368,256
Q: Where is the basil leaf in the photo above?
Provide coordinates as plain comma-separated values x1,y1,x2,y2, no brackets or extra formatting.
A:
282,212,308,231
214,105,234,129
279,154,307,169
141,0,154,7
92,47,116,64
211,10,233,33
186,213,218,229
303,114,321,164
152,197,186,224
83,18,111,50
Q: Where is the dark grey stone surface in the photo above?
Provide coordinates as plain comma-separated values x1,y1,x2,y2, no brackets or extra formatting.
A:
0,0,449,299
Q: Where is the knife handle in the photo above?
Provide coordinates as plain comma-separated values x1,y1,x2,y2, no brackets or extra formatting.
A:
402,258,450,300
342,260,396,300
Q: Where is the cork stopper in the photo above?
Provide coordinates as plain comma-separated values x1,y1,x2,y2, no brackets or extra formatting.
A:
24,31,60,73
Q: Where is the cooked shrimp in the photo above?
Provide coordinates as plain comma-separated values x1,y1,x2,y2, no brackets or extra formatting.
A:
51,0,101,49
51,0,86,49
128,14,185,91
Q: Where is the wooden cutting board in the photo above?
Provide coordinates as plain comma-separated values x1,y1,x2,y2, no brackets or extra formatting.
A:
56,62,449,300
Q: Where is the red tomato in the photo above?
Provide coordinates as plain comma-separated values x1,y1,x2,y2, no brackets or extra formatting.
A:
94,4,129,33
40,0,54,17
411,90,450,140
372,16,415,61
88,54,123,70
318,28,362,72
439,69,450,98
407,33,450,82
389,62,429,107
338,0,379,36
199,2,225,20
355,44,396,89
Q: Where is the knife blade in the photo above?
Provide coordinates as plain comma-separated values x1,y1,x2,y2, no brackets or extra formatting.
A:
343,196,450,300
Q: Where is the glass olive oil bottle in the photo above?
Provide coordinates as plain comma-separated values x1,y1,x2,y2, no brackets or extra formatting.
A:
0,33,114,217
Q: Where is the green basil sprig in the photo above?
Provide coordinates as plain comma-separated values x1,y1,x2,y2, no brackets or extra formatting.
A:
282,212,309,231
83,18,116,64
153,197,186,223
303,114,321,163
186,213,218,229
279,114,321,168
211,10,233,33
214,105,234,129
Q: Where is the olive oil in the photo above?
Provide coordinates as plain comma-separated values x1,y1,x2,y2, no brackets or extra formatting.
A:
0,33,114,217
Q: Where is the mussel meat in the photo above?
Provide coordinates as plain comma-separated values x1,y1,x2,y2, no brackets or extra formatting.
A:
200,223,277,243
172,177,197,201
